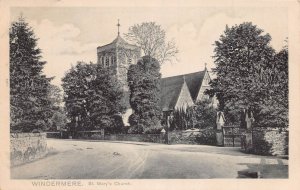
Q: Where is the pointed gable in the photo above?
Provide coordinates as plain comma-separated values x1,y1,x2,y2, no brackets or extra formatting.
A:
183,71,205,101
160,71,206,109
174,79,195,110
160,71,201,111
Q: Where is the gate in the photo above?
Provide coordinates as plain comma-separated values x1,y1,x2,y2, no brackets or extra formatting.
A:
222,126,241,147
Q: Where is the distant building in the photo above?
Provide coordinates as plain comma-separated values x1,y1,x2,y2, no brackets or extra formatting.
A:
96,21,141,91
160,67,218,113
96,21,217,125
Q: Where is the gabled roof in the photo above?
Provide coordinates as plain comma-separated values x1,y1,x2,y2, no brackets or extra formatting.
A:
161,71,205,102
160,76,184,111
160,70,206,111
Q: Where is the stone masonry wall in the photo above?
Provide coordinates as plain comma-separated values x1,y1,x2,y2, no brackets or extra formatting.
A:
252,128,288,156
10,133,47,166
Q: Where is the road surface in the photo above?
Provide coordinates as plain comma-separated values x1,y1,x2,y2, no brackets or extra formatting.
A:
11,139,288,179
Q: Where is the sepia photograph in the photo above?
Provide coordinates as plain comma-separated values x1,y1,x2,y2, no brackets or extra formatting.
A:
1,0,300,189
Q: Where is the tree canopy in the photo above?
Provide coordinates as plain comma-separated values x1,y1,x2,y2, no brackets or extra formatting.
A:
208,22,288,128
124,22,178,64
62,62,126,132
127,56,162,134
10,16,53,132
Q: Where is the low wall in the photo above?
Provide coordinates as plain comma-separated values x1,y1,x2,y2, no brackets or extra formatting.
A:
10,133,47,166
252,128,289,156
169,128,216,145
251,128,288,156
46,131,69,139
76,132,163,143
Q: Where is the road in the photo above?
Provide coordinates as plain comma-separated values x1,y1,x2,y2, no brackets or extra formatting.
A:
11,139,288,179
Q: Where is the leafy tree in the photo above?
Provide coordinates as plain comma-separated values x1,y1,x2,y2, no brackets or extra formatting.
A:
127,56,162,134
50,108,68,131
208,22,288,128
46,85,68,131
62,62,126,133
169,99,216,131
190,99,217,129
256,45,288,128
124,22,178,64
10,16,53,132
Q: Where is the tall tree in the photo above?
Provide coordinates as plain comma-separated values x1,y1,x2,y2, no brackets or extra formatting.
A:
10,16,53,132
124,22,178,64
62,62,126,132
208,22,288,128
127,56,162,134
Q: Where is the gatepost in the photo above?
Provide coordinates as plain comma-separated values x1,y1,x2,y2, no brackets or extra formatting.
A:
241,109,255,152
216,112,225,146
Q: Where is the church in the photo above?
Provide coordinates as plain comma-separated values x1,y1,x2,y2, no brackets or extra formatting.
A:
96,21,217,124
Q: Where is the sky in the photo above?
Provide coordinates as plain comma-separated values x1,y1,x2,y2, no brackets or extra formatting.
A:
11,7,288,87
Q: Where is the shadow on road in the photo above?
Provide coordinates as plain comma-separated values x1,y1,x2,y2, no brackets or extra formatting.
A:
237,158,288,178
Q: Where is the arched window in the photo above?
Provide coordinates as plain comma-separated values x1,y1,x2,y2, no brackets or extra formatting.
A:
132,55,136,64
101,56,104,66
105,56,109,67
112,56,116,65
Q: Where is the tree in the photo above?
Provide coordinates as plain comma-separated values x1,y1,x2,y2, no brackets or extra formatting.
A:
256,45,288,128
46,85,68,131
170,99,216,131
208,22,288,128
127,56,162,134
62,62,126,133
10,16,53,132
124,22,178,64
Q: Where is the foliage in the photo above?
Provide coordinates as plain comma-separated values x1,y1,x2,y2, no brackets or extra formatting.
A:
49,108,68,131
127,56,162,134
46,85,68,131
124,22,178,64
207,22,288,128
10,16,53,132
62,62,126,132
169,99,217,131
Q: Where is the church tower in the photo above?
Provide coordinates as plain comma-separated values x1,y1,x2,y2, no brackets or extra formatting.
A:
96,20,141,91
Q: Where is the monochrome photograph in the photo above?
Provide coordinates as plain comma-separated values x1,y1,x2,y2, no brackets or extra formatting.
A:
1,0,300,190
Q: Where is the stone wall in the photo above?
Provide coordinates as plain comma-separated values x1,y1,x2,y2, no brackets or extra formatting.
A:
76,132,163,144
169,129,216,145
252,128,288,156
10,133,47,166
251,128,288,156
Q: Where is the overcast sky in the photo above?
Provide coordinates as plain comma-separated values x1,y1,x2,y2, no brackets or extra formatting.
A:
11,7,288,87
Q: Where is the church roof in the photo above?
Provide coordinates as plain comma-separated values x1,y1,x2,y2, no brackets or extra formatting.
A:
111,35,129,45
160,76,184,111
160,70,206,111
97,35,140,52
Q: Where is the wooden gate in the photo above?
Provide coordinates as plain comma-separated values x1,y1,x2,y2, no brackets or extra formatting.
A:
222,126,241,147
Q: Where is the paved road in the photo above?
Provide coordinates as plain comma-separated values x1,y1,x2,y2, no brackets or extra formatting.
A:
11,139,288,179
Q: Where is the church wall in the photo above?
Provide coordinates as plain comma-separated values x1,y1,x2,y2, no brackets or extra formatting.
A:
175,82,194,110
196,70,211,102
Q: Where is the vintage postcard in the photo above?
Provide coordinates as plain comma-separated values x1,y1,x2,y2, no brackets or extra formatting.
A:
0,0,300,190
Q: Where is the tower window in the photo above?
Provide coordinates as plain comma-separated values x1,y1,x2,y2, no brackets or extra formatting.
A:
112,56,116,65
128,57,132,64
102,56,104,65
105,56,109,67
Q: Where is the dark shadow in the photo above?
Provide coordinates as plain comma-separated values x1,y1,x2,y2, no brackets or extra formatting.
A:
237,158,288,178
